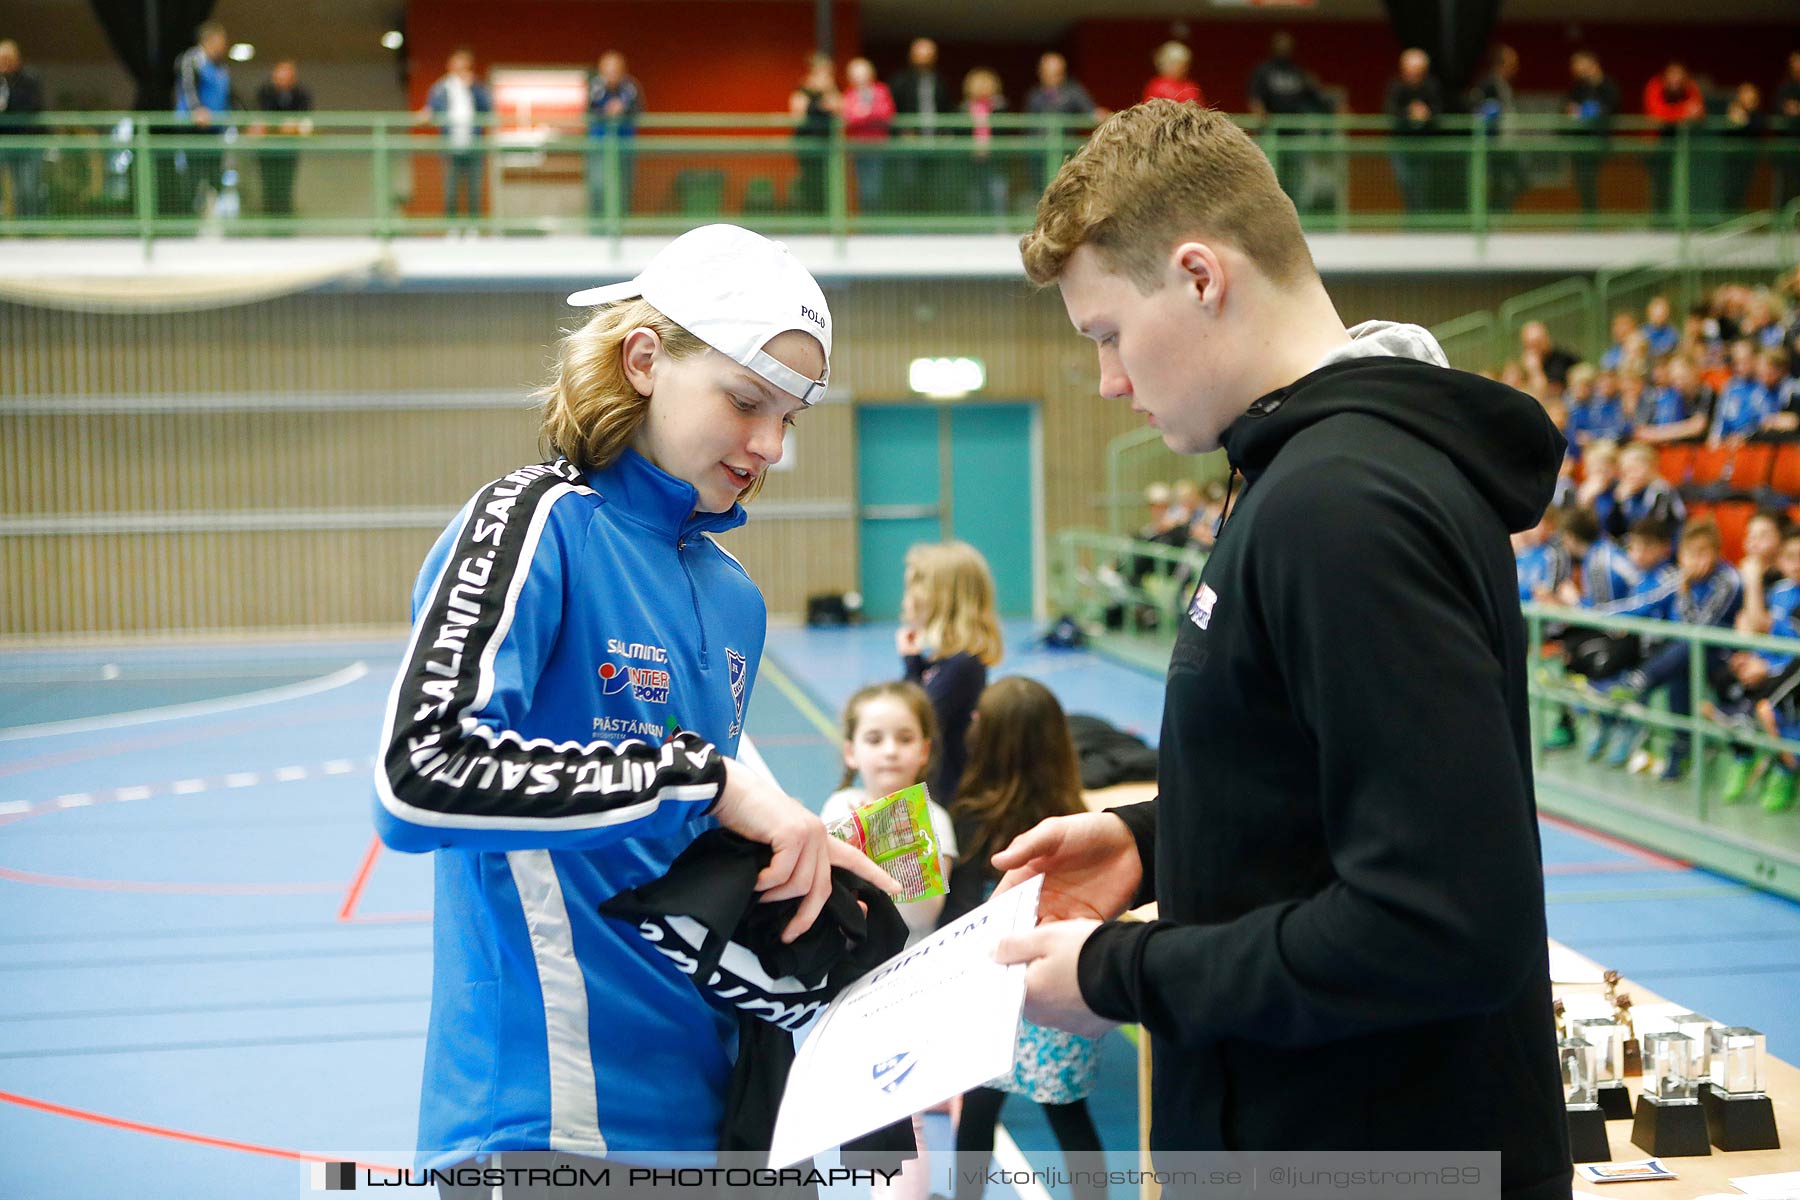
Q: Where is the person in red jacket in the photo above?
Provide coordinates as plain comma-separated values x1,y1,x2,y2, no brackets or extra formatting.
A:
841,57,895,215
1142,41,1204,106
1644,60,1705,221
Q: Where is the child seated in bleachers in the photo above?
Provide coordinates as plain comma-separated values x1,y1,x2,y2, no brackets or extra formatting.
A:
1710,524,1800,809
1587,518,1743,780
1635,356,1713,444
1575,438,1621,532
1642,295,1680,359
1606,441,1687,541
1601,311,1639,371
1513,508,1570,602
1713,340,1772,443
1754,350,1800,437
1575,516,1670,763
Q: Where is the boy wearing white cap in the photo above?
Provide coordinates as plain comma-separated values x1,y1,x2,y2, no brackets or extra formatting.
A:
374,225,895,1176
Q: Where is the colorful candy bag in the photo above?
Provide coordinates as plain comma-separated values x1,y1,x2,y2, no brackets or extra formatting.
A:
825,782,947,902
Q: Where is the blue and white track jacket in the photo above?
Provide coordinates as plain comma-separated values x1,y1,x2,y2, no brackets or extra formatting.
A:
372,450,765,1164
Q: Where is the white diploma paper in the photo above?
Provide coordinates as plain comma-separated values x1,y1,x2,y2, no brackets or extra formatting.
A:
767,874,1044,1169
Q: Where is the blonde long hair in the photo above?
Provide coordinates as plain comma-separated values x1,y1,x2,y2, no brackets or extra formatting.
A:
536,299,773,504
904,540,1003,666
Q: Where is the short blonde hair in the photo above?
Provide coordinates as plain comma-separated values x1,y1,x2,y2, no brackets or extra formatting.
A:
1153,41,1191,74
904,540,1004,667
1020,100,1312,292
1619,441,1657,468
537,300,769,503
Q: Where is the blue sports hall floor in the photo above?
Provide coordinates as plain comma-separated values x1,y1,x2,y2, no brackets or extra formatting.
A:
2,620,1797,1198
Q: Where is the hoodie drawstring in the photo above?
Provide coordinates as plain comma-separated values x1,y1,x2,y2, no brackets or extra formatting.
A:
1214,467,1241,541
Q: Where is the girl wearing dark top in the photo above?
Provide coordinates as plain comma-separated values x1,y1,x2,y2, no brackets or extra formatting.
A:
896,539,1002,812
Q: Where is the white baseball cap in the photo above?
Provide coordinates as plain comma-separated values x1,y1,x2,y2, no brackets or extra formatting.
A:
567,224,832,405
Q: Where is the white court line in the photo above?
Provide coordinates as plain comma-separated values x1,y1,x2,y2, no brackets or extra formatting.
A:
171,779,206,795
0,661,371,742
273,766,308,782
992,1125,1056,1200
56,794,94,808
224,773,260,789
322,760,355,775
114,785,153,802
0,800,31,816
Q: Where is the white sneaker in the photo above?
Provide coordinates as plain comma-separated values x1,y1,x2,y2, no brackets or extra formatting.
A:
1627,748,1657,775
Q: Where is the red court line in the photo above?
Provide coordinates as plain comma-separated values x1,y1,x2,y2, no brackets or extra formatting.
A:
0,1087,402,1171
1540,812,1690,871
0,866,343,895
338,834,384,922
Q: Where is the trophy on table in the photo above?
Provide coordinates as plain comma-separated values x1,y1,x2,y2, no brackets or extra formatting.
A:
1574,1015,1635,1120
1561,1035,1614,1164
1701,1026,1781,1151
1631,1031,1712,1157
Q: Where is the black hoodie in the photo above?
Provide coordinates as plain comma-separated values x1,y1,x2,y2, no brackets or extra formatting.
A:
1077,355,1572,1200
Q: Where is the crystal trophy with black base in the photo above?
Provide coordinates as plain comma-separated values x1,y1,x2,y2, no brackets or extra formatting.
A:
1631,1031,1711,1157
1575,1016,1634,1120
1562,1035,1613,1164
1701,1026,1780,1151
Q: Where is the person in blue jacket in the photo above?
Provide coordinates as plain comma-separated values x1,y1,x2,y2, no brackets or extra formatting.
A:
373,224,895,1177
1587,517,1743,779
421,48,493,219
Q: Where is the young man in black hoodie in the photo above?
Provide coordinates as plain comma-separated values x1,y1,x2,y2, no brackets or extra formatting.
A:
994,100,1572,1200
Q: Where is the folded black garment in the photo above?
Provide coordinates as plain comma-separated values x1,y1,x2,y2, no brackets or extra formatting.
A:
600,828,915,1179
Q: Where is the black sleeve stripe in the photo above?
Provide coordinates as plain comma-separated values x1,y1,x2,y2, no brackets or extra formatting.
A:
374,460,725,833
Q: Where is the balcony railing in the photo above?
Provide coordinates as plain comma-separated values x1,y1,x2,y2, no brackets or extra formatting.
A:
2,111,1797,243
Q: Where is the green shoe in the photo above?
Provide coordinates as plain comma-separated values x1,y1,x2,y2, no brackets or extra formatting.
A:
1721,754,1760,805
1761,766,1798,813
1544,720,1576,751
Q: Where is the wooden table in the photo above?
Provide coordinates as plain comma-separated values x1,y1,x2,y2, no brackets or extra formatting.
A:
1081,784,1800,1196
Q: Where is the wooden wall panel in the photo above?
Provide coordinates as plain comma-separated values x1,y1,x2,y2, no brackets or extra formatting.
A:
0,270,1556,636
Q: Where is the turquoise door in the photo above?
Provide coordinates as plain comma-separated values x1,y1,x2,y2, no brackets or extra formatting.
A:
856,402,1038,619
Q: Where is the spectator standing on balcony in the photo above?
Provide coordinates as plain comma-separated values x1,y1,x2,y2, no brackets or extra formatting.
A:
585,51,643,223
1706,82,1764,218
1564,51,1618,217
960,68,1008,218
1026,54,1104,195
1385,47,1444,214
890,37,950,213
423,48,491,222
252,60,312,219
841,58,894,215
1774,51,1800,208
172,22,233,216
0,39,46,219
1027,53,1102,122
1468,44,1528,214
789,55,837,216
1644,61,1705,222
1248,33,1335,212
1141,42,1203,106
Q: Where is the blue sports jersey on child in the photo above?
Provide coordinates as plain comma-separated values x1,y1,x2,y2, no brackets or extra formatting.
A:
373,450,768,1166
1713,377,1775,440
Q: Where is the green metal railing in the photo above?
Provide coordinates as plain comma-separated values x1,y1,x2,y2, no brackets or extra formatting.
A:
1524,602,1800,901
1051,529,1800,901
1051,528,1208,633
1430,199,1800,372
3,110,1798,243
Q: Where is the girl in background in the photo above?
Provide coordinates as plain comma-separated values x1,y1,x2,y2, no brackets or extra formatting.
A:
947,677,1105,1200
897,540,1003,809
821,680,958,944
